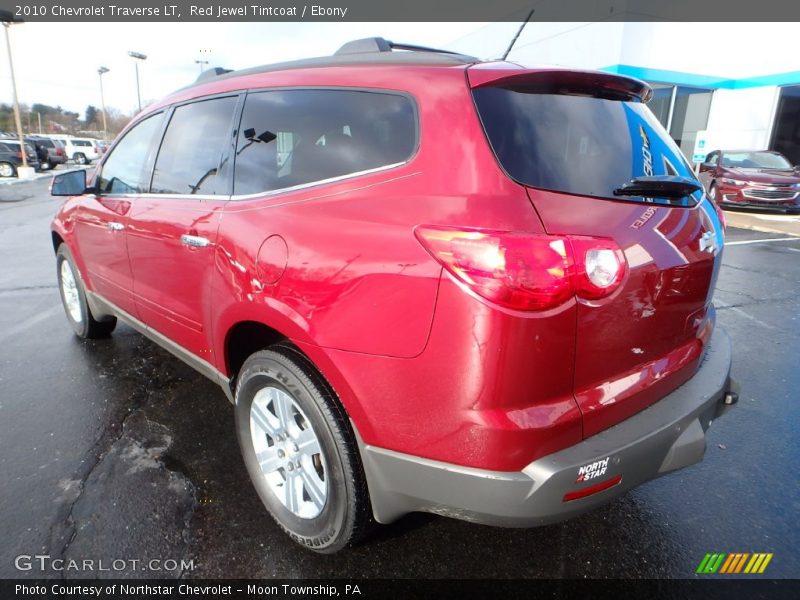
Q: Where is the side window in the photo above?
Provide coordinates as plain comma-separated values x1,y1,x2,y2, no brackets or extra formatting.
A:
234,89,417,196
98,113,165,195
150,96,238,195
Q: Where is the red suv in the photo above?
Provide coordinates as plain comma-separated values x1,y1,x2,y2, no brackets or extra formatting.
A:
50,38,738,553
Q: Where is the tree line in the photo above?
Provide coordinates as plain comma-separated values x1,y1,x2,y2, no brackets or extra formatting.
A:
0,103,133,138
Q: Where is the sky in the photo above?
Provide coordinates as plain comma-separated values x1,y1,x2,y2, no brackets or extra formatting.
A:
0,22,523,117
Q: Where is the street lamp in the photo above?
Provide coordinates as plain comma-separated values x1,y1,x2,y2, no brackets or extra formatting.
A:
127,50,147,112
195,48,211,73
1,9,29,172
97,66,109,140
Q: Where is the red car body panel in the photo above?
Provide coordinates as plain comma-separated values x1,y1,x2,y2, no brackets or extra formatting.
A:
127,197,226,360
528,190,717,437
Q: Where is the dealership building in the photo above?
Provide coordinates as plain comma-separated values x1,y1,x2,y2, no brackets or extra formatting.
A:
460,22,800,165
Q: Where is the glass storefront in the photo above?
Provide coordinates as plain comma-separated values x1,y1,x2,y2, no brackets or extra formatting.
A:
770,85,800,166
646,83,713,161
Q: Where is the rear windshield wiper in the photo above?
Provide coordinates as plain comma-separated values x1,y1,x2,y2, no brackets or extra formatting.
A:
613,175,701,199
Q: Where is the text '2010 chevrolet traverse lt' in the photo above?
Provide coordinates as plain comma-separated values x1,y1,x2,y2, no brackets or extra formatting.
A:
50,38,739,553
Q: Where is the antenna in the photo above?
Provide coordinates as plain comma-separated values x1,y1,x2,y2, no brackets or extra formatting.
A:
502,9,534,61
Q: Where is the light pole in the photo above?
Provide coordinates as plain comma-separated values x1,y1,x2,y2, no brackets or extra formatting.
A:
195,59,208,73
97,66,109,140
128,50,147,112
1,10,28,170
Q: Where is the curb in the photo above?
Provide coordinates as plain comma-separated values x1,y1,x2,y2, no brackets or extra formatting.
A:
723,211,800,238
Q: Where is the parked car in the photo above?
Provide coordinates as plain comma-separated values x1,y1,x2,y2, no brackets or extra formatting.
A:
49,136,101,164
27,136,67,170
50,38,737,553
0,140,40,176
699,149,800,212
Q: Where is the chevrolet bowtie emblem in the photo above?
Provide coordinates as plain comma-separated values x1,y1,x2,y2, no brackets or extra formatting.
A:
699,231,718,254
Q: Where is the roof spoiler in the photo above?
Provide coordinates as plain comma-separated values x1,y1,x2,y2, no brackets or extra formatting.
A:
468,66,653,103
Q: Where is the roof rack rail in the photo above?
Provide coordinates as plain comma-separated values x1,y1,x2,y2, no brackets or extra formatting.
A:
334,37,473,60
195,67,233,84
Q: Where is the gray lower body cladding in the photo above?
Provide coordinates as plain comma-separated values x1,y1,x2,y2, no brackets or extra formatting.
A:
358,327,735,526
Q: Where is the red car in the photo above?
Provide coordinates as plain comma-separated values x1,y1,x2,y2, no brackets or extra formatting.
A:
699,149,800,212
50,38,738,553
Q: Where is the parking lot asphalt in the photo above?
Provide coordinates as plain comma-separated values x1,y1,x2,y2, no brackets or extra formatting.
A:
0,175,798,579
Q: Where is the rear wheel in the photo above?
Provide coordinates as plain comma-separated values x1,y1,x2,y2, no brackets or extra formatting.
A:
56,245,117,339
234,344,371,553
74,153,87,165
0,162,15,178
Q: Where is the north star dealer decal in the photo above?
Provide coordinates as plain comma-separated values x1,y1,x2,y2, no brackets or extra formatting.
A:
576,456,611,482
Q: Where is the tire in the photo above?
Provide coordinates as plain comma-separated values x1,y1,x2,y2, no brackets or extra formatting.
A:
234,344,371,553
708,182,718,201
56,245,117,339
74,153,87,165
0,161,15,178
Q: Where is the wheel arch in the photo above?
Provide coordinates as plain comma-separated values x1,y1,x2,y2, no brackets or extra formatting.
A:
220,314,372,442
51,230,65,254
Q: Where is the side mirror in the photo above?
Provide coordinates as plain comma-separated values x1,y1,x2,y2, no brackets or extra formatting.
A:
51,169,88,196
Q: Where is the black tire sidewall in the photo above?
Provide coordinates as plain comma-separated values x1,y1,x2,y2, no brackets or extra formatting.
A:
56,246,90,338
235,353,351,552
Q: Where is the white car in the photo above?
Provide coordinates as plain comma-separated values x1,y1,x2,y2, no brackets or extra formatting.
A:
49,136,101,165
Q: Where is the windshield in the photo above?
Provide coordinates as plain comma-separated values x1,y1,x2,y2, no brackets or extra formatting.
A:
472,86,701,207
720,151,792,169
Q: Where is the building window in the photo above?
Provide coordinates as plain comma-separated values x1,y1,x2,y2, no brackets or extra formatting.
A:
648,84,673,128
669,87,713,159
770,85,800,166
646,83,713,161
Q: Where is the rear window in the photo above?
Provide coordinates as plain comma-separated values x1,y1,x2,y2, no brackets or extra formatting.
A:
472,87,700,205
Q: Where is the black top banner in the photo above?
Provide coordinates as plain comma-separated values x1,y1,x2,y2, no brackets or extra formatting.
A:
0,0,799,22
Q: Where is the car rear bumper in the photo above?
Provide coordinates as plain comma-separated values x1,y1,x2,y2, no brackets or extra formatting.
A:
358,327,735,526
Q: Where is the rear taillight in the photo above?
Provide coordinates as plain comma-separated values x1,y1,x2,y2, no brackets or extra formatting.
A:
415,226,626,312
56,148,64,156
16,151,23,160
570,237,627,300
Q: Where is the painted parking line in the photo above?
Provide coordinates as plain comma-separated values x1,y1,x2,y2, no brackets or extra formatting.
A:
725,237,799,246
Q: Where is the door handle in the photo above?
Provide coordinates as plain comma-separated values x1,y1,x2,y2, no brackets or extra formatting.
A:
180,234,211,248
107,222,124,231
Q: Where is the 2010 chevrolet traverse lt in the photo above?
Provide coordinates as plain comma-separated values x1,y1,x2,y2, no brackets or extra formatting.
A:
50,38,738,553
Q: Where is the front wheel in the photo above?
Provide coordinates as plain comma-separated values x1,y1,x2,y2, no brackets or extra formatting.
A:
708,182,718,201
73,153,87,165
56,245,117,339
234,344,371,553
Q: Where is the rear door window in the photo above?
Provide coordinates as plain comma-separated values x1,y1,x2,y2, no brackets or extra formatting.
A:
472,86,700,206
233,89,417,196
151,96,238,195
